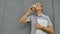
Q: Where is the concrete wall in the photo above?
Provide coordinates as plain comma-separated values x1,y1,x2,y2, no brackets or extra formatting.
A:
0,0,60,34
53,0,60,34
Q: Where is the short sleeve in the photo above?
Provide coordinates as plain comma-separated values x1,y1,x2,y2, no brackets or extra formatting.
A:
47,16,52,27
26,16,31,22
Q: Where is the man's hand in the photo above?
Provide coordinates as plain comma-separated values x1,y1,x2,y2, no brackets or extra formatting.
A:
35,23,42,30
28,6,36,13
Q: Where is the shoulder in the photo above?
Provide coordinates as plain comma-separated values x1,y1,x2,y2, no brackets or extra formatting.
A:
42,14,50,19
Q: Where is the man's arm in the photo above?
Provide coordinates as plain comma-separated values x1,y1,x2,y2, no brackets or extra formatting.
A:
41,25,54,34
41,16,54,34
19,6,35,24
35,23,54,34
19,11,31,23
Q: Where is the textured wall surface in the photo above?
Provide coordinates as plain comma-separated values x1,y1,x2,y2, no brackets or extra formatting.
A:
0,0,60,34
53,0,60,34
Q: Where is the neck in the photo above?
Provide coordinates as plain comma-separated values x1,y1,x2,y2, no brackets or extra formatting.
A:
36,10,42,16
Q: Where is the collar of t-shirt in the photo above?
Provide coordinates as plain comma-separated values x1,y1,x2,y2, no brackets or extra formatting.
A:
35,13,43,17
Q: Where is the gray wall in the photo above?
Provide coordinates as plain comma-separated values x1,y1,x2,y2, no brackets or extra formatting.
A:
0,0,60,34
53,0,60,34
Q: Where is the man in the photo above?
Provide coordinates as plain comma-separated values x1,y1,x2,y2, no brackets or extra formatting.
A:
19,2,54,34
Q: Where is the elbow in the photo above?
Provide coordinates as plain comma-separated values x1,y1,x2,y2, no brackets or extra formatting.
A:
49,30,54,34
19,19,23,23
18,20,22,24
51,28,54,34
18,20,25,24
51,31,54,34
47,29,54,34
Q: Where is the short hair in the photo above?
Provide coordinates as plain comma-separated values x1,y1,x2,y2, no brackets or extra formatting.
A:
35,2,43,12
36,2,43,7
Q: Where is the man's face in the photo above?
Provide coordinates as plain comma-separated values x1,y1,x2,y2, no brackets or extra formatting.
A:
35,3,43,11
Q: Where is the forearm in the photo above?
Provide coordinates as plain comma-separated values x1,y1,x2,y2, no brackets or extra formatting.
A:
19,10,32,23
41,26,53,34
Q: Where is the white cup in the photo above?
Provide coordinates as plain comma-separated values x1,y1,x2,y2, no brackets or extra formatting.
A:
32,5,36,8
